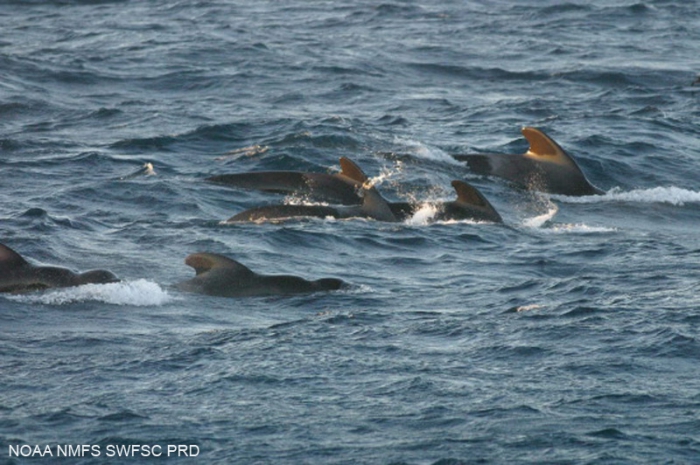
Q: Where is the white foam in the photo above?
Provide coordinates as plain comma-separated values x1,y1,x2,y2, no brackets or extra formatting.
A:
365,160,404,188
555,186,700,206
7,279,172,306
143,162,156,176
522,202,615,234
282,195,329,206
119,162,156,180
546,223,617,234
523,203,559,228
405,203,439,225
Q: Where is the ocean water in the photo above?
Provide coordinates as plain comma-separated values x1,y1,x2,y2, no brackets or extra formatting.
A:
1,1,700,463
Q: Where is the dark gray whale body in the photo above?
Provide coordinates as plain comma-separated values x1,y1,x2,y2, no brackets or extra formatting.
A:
453,127,603,196
206,161,364,205
0,243,119,293
226,179,501,224
224,157,502,224
176,252,344,297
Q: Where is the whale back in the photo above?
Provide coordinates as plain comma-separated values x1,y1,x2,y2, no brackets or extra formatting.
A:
179,252,344,297
0,243,118,293
446,181,502,223
453,127,603,196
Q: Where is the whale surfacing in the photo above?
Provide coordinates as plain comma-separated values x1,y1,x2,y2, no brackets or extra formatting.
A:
225,157,397,223
0,243,119,293
225,157,502,224
454,127,603,196
330,158,502,223
206,159,365,205
177,252,344,297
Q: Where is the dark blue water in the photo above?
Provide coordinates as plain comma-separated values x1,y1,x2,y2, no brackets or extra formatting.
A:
2,1,700,463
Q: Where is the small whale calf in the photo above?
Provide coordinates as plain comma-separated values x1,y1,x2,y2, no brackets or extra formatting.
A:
176,252,344,297
453,127,603,196
0,243,119,293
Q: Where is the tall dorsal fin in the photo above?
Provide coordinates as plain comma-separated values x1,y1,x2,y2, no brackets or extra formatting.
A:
451,180,489,208
522,127,574,167
338,157,368,183
0,243,29,269
185,253,255,277
360,186,398,222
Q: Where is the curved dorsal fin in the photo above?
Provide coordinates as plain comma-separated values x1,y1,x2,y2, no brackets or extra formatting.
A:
360,187,398,222
451,180,502,222
185,253,254,277
0,243,29,269
338,157,368,183
451,180,489,208
522,127,574,167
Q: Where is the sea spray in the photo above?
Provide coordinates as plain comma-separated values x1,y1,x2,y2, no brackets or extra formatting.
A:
523,202,559,229
7,280,172,306
554,186,700,206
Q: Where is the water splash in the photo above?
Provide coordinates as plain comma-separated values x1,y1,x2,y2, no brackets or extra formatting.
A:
522,201,615,233
119,162,156,180
366,159,404,188
405,203,439,225
523,202,559,228
282,194,330,206
556,186,700,206
7,279,172,306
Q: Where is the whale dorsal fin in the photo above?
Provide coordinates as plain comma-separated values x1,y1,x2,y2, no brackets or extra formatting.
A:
451,180,490,208
451,180,502,222
360,187,398,222
522,127,575,167
338,157,368,183
185,253,255,277
0,243,29,270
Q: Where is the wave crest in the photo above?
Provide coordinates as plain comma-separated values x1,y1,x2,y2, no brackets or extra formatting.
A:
558,187,700,206
7,280,172,307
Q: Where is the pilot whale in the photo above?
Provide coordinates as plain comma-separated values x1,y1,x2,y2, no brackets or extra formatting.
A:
225,176,398,223
333,158,502,223
176,252,344,297
453,127,603,196
206,158,364,205
225,158,501,224
0,243,119,293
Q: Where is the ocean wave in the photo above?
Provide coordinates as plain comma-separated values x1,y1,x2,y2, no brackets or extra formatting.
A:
521,201,616,233
548,223,617,234
555,186,700,206
7,280,172,306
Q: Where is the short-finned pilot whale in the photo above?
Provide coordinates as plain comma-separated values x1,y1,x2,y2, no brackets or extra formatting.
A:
225,158,501,224
333,158,502,223
176,252,344,297
206,159,364,205
225,175,398,223
453,127,603,196
0,243,119,293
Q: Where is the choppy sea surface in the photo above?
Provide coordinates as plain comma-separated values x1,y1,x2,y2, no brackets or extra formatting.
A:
2,1,700,464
